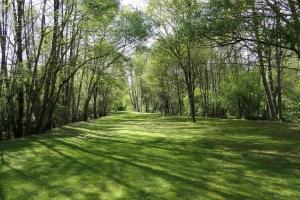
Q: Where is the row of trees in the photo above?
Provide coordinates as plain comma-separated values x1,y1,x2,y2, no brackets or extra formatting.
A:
0,0,149,140
127,0,300,122
1,0,299,139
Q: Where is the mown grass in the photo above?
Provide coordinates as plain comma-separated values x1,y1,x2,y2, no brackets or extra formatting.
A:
0,112,300,200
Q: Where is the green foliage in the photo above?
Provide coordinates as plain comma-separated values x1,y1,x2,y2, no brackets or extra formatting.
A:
83,0,119,22
113,9,152,43
204,0,249,35
122,95,132,110
282,64,300,121
220,69,264,119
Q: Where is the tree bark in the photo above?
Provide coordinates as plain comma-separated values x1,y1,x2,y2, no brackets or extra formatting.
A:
14,0,25,138
252,3,278,120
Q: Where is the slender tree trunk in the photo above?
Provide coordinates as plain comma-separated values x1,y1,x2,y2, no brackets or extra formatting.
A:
187,84,196,122
93,87,98,119
185,41,196,122
276,47,283,120
183,69,196,122
274,0,284,121
176,72,182,115
35,0,60,133
83,76,99,121
252,3,278,120
74,69,84,121
14,0,25,138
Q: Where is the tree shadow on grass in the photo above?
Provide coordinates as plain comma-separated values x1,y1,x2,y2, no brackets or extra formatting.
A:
45,135,254,200
0,112,300,199
0,151,5,200
53,125,300,198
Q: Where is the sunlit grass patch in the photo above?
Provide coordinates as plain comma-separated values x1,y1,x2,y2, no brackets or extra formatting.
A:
1,112,300,200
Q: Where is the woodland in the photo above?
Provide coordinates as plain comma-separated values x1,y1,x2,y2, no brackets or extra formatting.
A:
0,1,300,199
0,0,300,139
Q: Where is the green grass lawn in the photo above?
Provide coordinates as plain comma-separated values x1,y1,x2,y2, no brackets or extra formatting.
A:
0,112,300,200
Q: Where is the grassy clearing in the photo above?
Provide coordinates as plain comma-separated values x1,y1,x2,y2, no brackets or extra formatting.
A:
0,112,300,200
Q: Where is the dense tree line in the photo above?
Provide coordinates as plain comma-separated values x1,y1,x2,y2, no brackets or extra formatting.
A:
126,0,300,122
1,0,299,140
0,0,149,140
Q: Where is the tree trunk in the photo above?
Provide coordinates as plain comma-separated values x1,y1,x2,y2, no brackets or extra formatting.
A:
252,3,278,120
15,0,25,138
276,47,283,120
93,88,98,119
